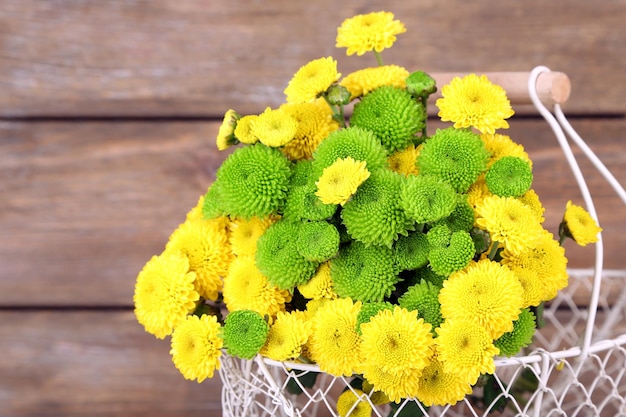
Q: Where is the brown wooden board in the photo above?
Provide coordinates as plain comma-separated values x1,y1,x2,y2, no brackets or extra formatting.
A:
0,0,624,117
1,118,624,307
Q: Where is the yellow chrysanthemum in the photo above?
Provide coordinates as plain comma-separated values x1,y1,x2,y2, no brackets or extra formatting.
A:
222,255,291,318
229,215,278,256
562,200,602,246
251,107,298,147
435,319,500,385
336,389,372,417
415,351,473,407
216,109,240,150
308,297,363,376
475,195,544,255
361,364,422,404
280,99,340,160
170,314,222,382
436,74,514,134
336,11,406,56
466,174,492,209
166,217,234,301
315,157,371,205
134,252,199,339
234,114,259,144
360,306,434,374
517,189,545,224
340,65,410,99
501,230,568,304
388,143,420,177
361,380,390,406
298,262,337,300
284,56,341,104
261,310,312,361
439,259,524,339
481,133,532,169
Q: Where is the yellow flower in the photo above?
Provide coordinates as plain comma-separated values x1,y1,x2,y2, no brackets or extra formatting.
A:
415,351,473,407
297,261,337,300
222,255,291,318
216,109,240,150
481,133,532,169
261,311,312,361
166,217,234,301
133,252,199,339
336,389,372,417
234,114,259,144
361,364,421,404
387,143,420,177
308,297,363,376
280,98,340,160
340,65,410,99
229,215,278,256
315,157,371,205
251,107,298,147
360,306,434,373
466,174,492,208
170,314,222,382
517,189,545,224
439,259,524,339
435,319,500,385
336,11,406,56
284,56,341,104
436,74,514,134
475,195,544,255
561,200,602,246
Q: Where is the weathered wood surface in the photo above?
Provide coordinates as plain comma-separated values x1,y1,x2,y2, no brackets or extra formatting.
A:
0,0,624,117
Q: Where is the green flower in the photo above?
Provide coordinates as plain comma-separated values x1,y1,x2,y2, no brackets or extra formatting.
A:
222,310,270,359
350,85,425,153
485,156,533,197
331,241,399,302
428,230,475,276
432,194,475,232
494,308,536,357
356,301,394,334
406,71,437,99
394,231,430,271
398,280,442,332
296,221,340,262
283,160,337,221
400,174,458,224
426,224,452,248
256,219,318,290
201,182,226,220
215,143,291,219
417,127,490,193
341,169,415,247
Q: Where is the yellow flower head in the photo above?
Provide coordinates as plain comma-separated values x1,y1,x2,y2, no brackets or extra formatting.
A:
284,56,341,104
170,314,222,382
336,389,372,417
315,157,371,205
340,65,410,99
387,143,421,177
435,319,500,384
229,215,278,256
361,364,422,404
415,351,473,407
517,189,545,224
261,310,312,361
308,297,363,376
481,133,533,169
216,109,240,150
297,261,337,300
251,107,298,147
562,200,602,246
134,252,199,339
439,259,524,339
234,114,259,145
336,11,406,56
222,255,291,318
436,74,514,134
466,174,492,208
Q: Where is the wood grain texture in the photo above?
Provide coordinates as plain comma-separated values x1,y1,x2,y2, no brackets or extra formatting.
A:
0,0,624,117
1,118,624,306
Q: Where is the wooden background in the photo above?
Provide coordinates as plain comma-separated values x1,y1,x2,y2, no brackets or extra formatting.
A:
1,1,625,416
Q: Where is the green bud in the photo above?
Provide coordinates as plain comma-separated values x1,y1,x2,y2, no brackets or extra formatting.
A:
325,84,352,106
406,71,437,98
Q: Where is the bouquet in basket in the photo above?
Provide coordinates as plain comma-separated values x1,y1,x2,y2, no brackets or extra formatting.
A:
133,10,602,414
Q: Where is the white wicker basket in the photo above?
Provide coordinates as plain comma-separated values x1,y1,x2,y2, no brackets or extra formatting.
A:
218,67,626,417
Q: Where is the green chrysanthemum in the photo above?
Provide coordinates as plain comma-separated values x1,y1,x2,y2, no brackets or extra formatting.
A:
296,221,340,262
428,230,475,276
398,280,443,332
222,310,270,359
417,127,490,193
406,71,437,99
341,169,415,247
432,194,475,232
201,182,226,220
394,231,430,271
400,174,458,224
426,224,452,248
350,85,425,153
356,301,394,334
494,308,536,357
214,144,291,219
311,126,388,178
485,156,533,197
331,241,400,302
256,219,319,290
283,160,338,222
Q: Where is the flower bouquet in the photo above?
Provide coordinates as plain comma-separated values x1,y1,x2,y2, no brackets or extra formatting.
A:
133,10,619,417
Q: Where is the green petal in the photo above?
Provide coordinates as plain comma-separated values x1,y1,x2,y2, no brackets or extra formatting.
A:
398,279,442,332
494,308,536,357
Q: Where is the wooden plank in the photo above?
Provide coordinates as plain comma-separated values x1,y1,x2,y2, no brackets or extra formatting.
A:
0,0,624,117
0,311,222,417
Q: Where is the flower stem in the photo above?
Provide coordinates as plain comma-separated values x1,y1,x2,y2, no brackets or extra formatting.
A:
488,241,500,260
421,96,428,137
374,51,384,66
